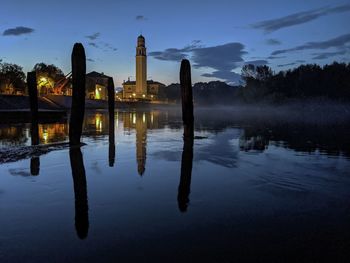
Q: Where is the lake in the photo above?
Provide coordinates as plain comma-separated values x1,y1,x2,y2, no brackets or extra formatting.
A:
0,106,350,262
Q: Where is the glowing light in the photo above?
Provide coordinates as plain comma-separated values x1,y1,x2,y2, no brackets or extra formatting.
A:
95,114,103,132
142,94,145,98
132,113,136,124
43,129,48,142
132,93,136,97
40,77,47,83
143,113,146,123
95,87,101,99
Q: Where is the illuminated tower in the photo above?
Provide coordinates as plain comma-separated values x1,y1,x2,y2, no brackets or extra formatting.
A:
136,35,147,99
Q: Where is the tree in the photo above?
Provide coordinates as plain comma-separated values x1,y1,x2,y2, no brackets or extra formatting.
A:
0,62,26,95
32,63,65,95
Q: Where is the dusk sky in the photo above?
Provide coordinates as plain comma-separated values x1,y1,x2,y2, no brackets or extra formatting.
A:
1,0,349,86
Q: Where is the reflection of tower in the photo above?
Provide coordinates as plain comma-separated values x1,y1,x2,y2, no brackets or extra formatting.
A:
136,112,147,175
136,35,147,99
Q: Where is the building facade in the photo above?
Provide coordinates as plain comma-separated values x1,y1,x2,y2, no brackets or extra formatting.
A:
123,35,165,101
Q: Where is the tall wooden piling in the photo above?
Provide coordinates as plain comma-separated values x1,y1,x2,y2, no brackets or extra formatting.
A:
108,77,115,167
69,43,86,146
180,59,194,138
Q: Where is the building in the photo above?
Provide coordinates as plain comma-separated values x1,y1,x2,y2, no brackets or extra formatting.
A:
123,35,165,101
85,71,110,100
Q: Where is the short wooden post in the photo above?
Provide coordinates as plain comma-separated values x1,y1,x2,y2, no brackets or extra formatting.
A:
27,71,39,145
69,43,86,146
107,77,115,167
180,59,194,138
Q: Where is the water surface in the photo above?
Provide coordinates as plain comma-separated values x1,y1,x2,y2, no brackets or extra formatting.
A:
0,107,350,262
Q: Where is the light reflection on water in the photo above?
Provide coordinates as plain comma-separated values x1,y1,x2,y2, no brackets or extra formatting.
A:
0,108,350,262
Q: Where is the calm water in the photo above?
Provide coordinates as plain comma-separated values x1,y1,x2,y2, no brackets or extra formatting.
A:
0,107,350,262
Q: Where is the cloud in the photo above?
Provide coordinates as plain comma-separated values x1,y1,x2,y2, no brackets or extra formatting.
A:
271,33,350,55
201,71,242,84
266,39,281,45
277,62,297,67
88,42,99,48
149,42,247,84
244,60,268,66
251,4,350,33
312,49,349,59
136,15,147,21
87,58,95,62
3,26,34,36
85,32,100,40
267,55,286,60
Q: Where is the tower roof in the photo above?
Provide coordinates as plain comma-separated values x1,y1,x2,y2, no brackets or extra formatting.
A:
138,34,145,40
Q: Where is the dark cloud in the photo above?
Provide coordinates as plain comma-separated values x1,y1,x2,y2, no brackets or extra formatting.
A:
87,58,95,62
3,26,34,36
266,39,281,45
267,55,286,59
85,32,100,40
244,60,268,66
101,42,117,52
136,15,148,21
150,42,247,84
88,42,99,48
295,60,306,63
277,62,297,67
271,33,350,55
251,4,350,33
201,71,242,84
312,49,349,60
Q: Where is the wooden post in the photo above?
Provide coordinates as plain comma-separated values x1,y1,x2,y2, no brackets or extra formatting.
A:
180,59,194,138
107,77,115,167
27,72,39,145
27,71,40,176
69,43,86,146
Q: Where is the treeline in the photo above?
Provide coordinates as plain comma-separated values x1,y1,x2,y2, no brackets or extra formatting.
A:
240,62,350,102
162,62,350,104
162,81,240,104
0,62,64,95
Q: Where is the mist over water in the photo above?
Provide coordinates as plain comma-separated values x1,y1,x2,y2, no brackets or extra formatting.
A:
0,105,349,262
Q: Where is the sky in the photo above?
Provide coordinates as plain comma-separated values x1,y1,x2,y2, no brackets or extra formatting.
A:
1,0,349,86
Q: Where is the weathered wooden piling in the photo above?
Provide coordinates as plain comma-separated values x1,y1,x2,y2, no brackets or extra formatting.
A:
108,77,115,167
180,59,194,138
27,71,39,146
27,71,40,175
69,43,86,146
178,59,195,212
69,148,89,239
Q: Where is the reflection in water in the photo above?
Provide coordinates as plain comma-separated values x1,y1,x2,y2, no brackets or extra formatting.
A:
30,118,40,176
38,123,68,144
30,157,40,176
1,109,350,160
109,111,115,167
178,137,194,212
136,112,147,176
69,147,89,239
122,111,163,176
